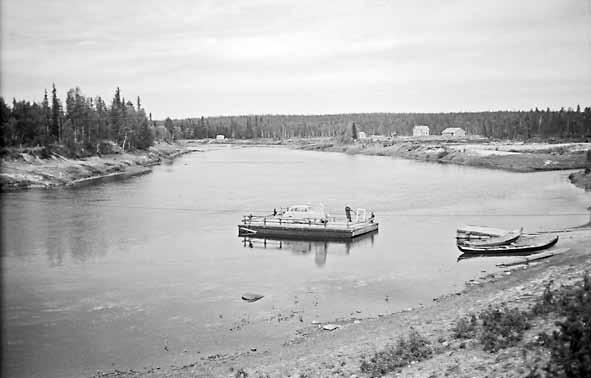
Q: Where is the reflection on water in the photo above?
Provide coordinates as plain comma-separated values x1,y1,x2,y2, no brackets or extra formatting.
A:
241,231,377,267
457,248,559,262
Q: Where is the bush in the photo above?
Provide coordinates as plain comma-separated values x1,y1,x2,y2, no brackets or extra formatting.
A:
531,280,555,316
452,314,478,339
479,305,530,352
360,329,432,377
451,305,530,352
539,273,591,378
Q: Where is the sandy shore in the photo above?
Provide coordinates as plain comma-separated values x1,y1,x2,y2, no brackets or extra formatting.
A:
87,226,590,378
298,139,591,173
0,142,193,191
8,138,585,192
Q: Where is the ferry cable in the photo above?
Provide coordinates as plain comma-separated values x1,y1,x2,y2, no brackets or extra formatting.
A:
4,198,590,217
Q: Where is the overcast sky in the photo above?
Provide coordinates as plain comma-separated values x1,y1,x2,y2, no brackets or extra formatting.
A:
2,0,590,119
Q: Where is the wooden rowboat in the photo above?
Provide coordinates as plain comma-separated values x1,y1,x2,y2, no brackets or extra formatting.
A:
457,234,558,254
460,228,523,247
457,225,509,239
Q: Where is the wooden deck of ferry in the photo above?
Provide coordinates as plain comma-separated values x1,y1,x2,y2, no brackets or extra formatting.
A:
238,214,378,240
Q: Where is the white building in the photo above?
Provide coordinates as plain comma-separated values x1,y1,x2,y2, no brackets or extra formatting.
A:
216,134,225,140
441,128,466,137
369,135,388,142
412,125,430,136
357,131,367,139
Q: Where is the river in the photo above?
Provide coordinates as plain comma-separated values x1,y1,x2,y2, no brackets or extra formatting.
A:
2,145,589,378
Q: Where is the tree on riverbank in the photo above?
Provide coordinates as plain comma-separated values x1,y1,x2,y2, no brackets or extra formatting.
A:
162,107,591,141
0,86,154,155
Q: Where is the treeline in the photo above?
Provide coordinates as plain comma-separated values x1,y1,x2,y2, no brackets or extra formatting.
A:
163,107,591,141
0,85,154,153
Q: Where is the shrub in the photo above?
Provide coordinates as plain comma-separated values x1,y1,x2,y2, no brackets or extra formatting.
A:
540,273,591,378
360,329,432,377
479,305,530,352
452,314,478,339
531,280,555,316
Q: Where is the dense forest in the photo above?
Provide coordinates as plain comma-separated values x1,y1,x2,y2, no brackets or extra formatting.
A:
161,107,591,141
2,85,590,156
0,85,153,153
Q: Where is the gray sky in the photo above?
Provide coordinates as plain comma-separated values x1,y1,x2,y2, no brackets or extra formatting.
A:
2,0,590,119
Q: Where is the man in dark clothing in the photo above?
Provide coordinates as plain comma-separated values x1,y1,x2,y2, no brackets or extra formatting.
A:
345,206,352,222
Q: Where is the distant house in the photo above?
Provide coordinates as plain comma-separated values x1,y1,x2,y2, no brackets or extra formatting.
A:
369,135,388,142
413,125,430,137
216,134,225,141
358,131,367,139
441,128,466,137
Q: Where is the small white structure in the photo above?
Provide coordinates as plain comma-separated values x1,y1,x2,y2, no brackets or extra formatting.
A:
216,134,225,141
369,135,388,142
357,131,367,139
413,125,430,137
441,128,466,137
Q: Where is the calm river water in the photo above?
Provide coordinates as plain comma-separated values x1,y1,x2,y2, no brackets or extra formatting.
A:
2,145,589,378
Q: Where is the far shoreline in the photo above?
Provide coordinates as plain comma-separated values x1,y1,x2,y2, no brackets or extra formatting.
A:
2,137,590,192
290,137,591,174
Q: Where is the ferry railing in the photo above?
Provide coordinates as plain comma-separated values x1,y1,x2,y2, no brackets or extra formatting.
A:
241,213,376,228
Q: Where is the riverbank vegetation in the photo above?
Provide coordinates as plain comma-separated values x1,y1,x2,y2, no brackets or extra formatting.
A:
163,107,591,141
0,85,154,157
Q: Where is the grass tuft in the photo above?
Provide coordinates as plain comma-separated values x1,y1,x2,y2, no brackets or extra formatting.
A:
359,328,432,377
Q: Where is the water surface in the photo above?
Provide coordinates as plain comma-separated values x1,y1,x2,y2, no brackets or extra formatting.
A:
2,145,589,378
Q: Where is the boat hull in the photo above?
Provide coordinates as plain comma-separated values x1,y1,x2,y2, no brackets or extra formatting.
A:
461,228,522,247
238,222,379,241
457,235,558,254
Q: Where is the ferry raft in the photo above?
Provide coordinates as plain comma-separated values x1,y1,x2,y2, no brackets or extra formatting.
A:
238,205,378,240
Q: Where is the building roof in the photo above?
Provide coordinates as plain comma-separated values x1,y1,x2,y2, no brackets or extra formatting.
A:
413,125,429,130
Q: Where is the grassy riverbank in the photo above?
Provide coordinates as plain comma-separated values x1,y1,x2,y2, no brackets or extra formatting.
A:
297,138,591,173
88,227,590,378
0,141,192,191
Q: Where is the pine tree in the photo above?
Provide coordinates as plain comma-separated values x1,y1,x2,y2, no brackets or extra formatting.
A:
164,117,174,141
351,122,358,140
136,119,154,149
51,83,61,141
42,89,51,143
